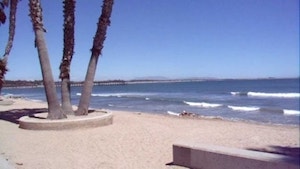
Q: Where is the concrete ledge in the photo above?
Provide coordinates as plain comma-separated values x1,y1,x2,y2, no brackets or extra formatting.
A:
173,142,299,169
18,111,113,130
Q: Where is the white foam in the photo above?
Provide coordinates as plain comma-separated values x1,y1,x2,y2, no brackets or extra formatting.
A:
29,99,44,103
167,111,180,116
247,92,300,98
184,101,222,108
231,92,238,95
90,92,154,97
91,93,118,97
228,105,260,111
283,109,300,115
230,92,248,96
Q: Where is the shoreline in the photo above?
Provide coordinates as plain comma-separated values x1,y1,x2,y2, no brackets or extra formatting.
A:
13,97,298,129
0,98,299,169
1,97,299,132
2,78,300,127
6,96,299,127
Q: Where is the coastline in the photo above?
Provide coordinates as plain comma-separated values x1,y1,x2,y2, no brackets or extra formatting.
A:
3,78,300,126
0,98,299,169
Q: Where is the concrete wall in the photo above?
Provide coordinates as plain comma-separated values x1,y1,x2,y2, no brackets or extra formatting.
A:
173,142,299,169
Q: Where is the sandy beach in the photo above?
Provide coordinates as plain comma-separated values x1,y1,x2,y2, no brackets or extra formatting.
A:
0,98,299,169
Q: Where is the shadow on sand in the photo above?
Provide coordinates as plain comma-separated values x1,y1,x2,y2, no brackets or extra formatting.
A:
0,108,48,124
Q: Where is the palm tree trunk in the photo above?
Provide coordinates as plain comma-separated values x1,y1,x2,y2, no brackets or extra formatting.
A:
76,0,113,115
59,0,75,114
61,78,73,114
0,0,18,94
29,0,66,119
76,55,98,115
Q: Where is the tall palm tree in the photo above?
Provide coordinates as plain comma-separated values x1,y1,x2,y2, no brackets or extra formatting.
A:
29,0,66,119
0,0,18,94
76,0,114,115
59,0,75,114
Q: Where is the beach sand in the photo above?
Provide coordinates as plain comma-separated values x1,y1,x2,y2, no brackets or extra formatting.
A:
0,98,299,169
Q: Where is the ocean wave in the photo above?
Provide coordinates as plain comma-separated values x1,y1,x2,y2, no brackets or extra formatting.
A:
248,92,300,98
259,108,284,114
261,108,300,116
77,92,153,98
91,93,122,97
283,109,300,115
228,105,260,111
167,111,180,116
231,92,300,98
228,106,300,116
184,101,222,108
2,93,24,99
28,99,44,102
230,92,248,96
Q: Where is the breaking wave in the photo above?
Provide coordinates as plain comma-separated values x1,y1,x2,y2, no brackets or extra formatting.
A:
228,106,300,115
76,92,154,98
231,92,300,98
184,100,300,116
283,109,300,115
184,101,222,108
228,106,260,111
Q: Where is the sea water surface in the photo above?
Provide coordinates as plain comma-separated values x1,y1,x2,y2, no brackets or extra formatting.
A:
3,78,300,126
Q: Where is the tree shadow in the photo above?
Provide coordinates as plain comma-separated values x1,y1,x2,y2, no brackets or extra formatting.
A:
0,108,99,125
0,108,48,124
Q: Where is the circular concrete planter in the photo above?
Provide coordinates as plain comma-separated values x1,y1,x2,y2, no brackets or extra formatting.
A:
18,111,113,130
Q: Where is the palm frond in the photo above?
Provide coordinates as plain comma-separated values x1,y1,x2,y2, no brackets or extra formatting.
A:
0,58,8,82
0,1,7,25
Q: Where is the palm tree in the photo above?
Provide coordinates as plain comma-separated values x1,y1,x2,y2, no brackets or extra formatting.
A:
59,0,75,114
75,0,114,115
29,0,66,119
0,0,8,25
0,0,18,94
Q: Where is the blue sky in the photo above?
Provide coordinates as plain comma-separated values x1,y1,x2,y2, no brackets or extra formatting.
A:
0,0,299,81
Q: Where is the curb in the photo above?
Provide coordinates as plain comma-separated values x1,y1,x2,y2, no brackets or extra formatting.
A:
18,111,113,130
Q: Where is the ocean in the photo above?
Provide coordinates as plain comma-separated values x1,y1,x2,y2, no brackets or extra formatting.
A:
2,78,300,126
